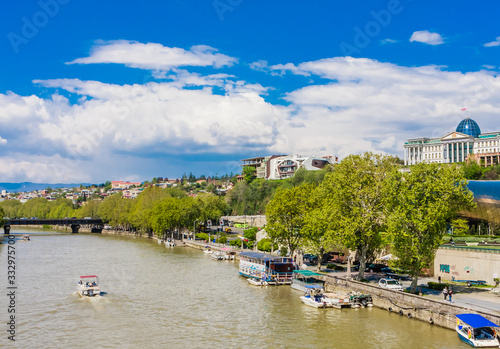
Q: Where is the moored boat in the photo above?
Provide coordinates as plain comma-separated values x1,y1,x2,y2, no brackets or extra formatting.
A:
323,292,352,309
21,235,30,241
455,314,499,347
238,251,294,284
211,251,225,260
291,270,324,292
203,246,213,254
247,277,268,286
300,285,333,308
77,275,101,297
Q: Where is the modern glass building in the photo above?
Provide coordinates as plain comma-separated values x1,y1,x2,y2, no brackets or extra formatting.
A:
461,180,500,229
404,117,500,166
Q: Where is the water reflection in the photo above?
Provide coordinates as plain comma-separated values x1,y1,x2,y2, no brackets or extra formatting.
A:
0,229,467,348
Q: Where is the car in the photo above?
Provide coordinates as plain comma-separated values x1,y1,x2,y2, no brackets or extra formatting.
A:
354,263,386,272
378,278,404,291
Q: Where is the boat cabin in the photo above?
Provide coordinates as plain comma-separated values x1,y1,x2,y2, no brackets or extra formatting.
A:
77,275,101,297
239,252,294,284
291,270,324,292
456,314,499,347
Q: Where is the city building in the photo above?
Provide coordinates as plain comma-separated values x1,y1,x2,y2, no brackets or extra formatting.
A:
240,154,337,180
111,181,142,190
404,117,500,166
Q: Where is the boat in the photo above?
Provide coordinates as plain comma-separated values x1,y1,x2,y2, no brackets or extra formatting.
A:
211,251,225,260
300,285,333,308
77,275,101,297
348,292,373,308
323,292,352,309
291,270,324,292
455,314,499,347
239,251,294,284
21,235,30,241
203,246,213,254
247,277,268,286
165,238,176,247
221,247,236,260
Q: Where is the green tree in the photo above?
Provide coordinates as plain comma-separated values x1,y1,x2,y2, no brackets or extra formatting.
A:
451,218,470,235
266,183,315,257
0,207,5,228
319,152,398,280
242,166,256,184
386,163,475,292
462,162,483,180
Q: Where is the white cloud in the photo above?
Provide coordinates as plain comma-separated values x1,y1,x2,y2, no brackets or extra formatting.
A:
267,56,500,159
0,137,7,144
409,30,444,45
380,38,398,45
484,37,500,47
67,40,237,71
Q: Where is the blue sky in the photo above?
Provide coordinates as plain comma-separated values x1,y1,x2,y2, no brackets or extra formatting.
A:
1,0,500,183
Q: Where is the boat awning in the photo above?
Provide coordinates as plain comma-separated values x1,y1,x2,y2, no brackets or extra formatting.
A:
305,285,323,289
239,251,292,262
80,275,98,279
456,314,500,328
293,270,322,276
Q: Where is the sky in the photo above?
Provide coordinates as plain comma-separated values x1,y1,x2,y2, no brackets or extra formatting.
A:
1,0,500,184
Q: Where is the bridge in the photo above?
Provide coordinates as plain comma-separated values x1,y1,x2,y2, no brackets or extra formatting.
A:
3,218,104,234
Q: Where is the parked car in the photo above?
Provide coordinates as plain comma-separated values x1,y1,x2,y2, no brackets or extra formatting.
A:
378,278,404,291
354,263,386,272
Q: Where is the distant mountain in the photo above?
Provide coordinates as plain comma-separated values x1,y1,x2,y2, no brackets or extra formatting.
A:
0,182,92,193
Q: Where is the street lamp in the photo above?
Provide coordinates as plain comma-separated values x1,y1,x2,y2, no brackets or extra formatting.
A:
193,219,199,242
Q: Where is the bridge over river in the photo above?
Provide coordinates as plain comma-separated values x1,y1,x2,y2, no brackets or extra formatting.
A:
3,218,104,234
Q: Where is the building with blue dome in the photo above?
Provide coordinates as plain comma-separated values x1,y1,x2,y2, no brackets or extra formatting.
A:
404,117,500,166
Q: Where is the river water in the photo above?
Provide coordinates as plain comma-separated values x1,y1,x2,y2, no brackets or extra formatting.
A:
0,228,467,348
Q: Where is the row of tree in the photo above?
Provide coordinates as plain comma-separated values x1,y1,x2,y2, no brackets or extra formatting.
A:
266,153,475,292
0,187,229,238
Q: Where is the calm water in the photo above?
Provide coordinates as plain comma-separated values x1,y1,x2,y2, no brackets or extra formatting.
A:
0,228,467,348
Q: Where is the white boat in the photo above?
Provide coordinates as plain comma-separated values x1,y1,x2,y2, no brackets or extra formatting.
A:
300,286,333,308
211,251,225,260
165,238,176,247
221,248,235,260
77,275,101,297
203,246,213,254
21,235,30,241
456,314,499,347
323,292,352,309
247,277,268,286
239,251,294,285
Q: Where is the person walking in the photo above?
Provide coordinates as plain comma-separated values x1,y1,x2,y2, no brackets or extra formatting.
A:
442,286,448,300
448,289,453,303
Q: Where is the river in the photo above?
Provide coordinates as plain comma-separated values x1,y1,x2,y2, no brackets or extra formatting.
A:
0,228,467,348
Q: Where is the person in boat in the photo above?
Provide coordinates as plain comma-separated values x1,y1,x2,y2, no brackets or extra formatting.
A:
85,282,90,287
92,281,97,286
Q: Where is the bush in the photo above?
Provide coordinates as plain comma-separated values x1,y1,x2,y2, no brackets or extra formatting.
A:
257,238,277,252
195,233,209,241
243,227,258,241
216,236,227,244
326,263,344,271
427,282,449,291
42,224,51,229
229,239,241,248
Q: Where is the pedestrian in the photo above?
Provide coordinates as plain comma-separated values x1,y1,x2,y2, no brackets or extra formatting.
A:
442,286,448,300
448,289,453,303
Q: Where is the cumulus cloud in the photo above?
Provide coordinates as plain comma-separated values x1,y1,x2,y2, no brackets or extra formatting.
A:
409,30,444,45
268,56,500,158
0,137,7,144
484,37,500,47
67,40,237,71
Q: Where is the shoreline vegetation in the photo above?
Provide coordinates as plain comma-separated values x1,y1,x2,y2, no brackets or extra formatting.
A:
0,152,490,293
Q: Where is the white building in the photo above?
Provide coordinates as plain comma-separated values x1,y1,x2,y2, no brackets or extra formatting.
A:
404,117,500,166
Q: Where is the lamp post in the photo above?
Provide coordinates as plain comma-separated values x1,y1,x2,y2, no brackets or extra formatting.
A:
193,219,199,242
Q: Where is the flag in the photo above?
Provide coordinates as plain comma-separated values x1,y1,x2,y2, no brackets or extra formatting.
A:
461,107,467,111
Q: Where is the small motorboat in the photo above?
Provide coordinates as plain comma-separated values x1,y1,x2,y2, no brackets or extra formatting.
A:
300,286,333,308
165,238,176,247
203,246,213,254
323,292,352,309
247,277,268,286
77,275,101,297
348,292,373,308
211,251,225,260
21,235,30,241
456,314,499,347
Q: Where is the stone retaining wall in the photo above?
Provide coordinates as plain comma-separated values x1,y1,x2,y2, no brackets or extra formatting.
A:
320,274,500,330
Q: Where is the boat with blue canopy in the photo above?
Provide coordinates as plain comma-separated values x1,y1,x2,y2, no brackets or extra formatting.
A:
455,314,499,347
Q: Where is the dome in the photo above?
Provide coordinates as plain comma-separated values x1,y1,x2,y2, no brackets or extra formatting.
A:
456,117,481,138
